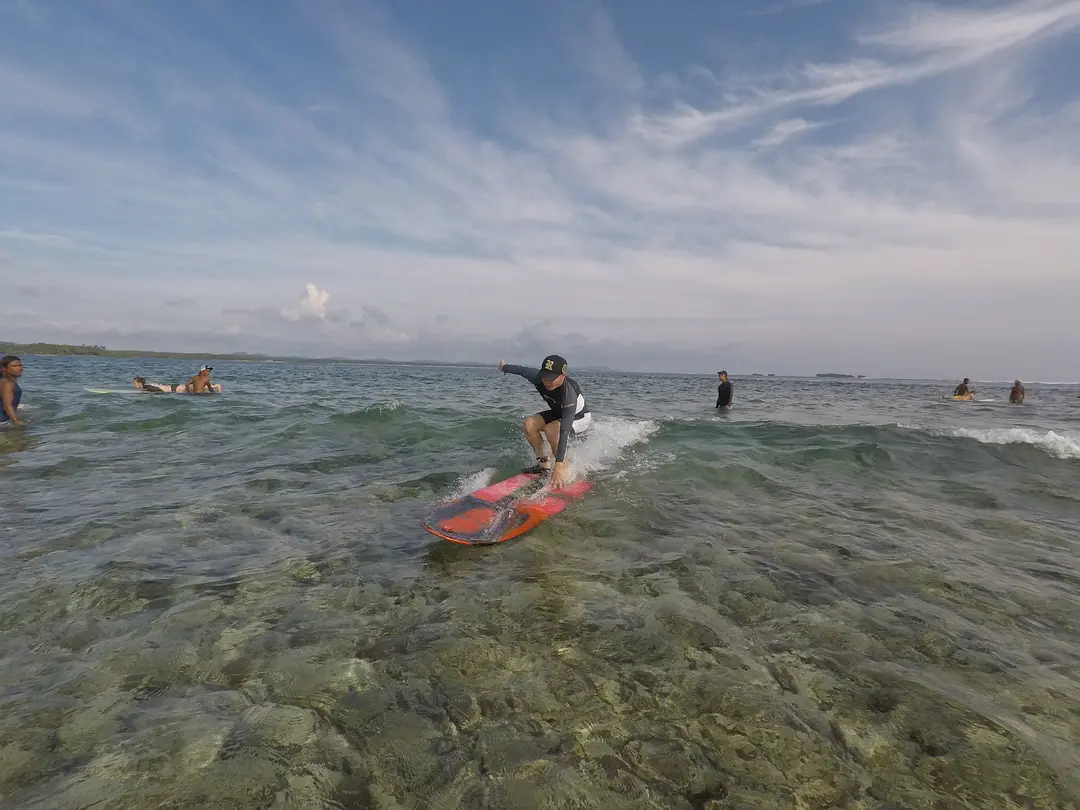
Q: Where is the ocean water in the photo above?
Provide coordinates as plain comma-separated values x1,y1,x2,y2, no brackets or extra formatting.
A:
2,355,1080,809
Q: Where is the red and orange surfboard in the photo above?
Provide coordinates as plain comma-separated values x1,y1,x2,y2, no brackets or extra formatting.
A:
422,471,592,545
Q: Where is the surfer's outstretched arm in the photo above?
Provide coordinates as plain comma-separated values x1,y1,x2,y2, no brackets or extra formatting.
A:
499,363,541,384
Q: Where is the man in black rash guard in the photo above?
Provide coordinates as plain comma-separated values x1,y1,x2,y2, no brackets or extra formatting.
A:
716,370,733,409
497,353,590,489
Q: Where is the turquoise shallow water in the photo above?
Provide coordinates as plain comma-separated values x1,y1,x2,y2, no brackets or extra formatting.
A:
2,356,1080,809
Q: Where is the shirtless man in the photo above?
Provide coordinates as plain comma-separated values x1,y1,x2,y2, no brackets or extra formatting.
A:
953,378,973,398
132,366,221,393
183,365,217,393
1009,380,1025,404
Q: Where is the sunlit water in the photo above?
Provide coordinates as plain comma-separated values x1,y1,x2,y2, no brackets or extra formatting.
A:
2,356,1080,809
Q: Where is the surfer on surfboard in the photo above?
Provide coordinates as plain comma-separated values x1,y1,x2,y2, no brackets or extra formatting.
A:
497,354,590,490
132,365,220,394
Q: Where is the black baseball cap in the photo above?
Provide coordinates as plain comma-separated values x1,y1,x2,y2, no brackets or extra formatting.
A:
539,354,567,381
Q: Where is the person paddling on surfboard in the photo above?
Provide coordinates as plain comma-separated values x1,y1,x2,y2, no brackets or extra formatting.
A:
953,378,973,398
133,377,180,392
497,354,590,490
132,369,221,393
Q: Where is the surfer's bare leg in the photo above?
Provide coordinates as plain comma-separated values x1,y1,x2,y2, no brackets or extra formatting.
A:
543,422,561,463
522,415,553,468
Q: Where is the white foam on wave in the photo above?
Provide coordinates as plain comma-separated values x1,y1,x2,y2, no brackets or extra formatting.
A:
945,427,1080,460
562,416,660,481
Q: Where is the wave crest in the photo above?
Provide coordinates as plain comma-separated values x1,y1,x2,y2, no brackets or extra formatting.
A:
942,427,1080,461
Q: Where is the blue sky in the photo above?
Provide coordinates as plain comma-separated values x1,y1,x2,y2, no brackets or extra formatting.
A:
2,0,1079,378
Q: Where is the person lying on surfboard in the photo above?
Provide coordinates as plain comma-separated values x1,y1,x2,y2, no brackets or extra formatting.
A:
132,366,221,393
133,377,179,392
497,354,590,489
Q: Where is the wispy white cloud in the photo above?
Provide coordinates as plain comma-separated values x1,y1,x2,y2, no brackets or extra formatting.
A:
361,304,393,327
0,228,71,247
555,0,644,97
862,0,1080,57
0,61,102,119
630,0,1080,148
752,117,824,147
0,0,1078,377
742,0,838,18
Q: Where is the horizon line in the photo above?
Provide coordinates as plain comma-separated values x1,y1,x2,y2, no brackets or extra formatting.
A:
2,341,1074,384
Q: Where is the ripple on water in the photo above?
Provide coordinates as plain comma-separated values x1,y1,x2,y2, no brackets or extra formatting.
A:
3,364,1080,808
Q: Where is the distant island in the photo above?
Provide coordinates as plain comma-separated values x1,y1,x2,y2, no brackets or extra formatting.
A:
0,342,638,373
0,341,493,368
1,342,876,378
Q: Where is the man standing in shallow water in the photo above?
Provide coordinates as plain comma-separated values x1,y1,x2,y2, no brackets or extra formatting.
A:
1009,380,1025,404
716,370,733,410
1,355,24,425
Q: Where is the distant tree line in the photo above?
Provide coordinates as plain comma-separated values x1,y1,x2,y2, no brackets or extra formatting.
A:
0,341,261,359
1,342,112,356
0,341,494,367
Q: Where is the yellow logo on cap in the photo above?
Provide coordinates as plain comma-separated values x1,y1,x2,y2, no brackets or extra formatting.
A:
544,360,553,371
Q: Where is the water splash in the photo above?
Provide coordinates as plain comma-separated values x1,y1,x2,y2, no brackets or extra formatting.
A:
563,416,659,481
440,467,496,502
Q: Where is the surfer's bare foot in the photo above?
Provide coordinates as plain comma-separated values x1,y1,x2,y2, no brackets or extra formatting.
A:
523,457,552,474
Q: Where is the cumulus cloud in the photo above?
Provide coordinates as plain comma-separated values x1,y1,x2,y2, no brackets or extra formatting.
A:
274,282,332,326
299,283,329,319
